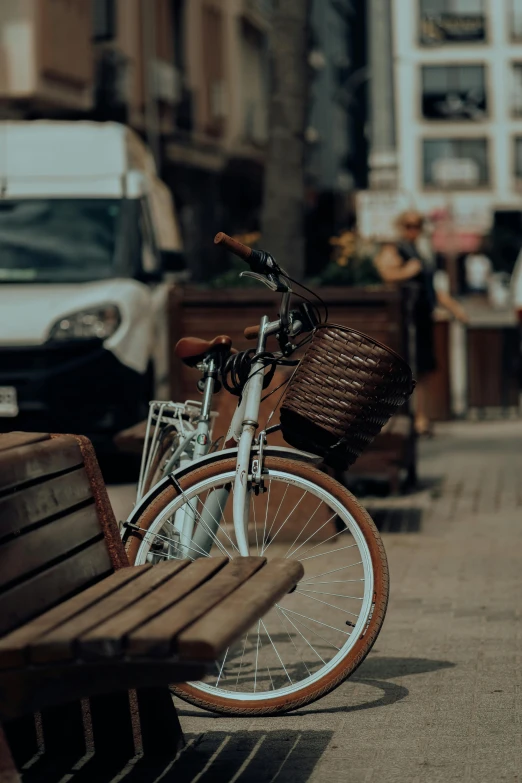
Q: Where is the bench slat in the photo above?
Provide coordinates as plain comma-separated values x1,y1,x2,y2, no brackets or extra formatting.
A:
0,468,93,543
0,504,101,591
79,557,228,658
127,557,266,657
0,538,113,636
31,560,191,664
0,433,49,453
177,558,305,660
0,567,150,670
0,660,208,723
0,437,83,495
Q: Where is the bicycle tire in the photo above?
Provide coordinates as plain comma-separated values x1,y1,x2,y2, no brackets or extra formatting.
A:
123,455,389,716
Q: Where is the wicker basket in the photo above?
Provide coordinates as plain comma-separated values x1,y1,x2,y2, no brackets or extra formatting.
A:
280,324,415,469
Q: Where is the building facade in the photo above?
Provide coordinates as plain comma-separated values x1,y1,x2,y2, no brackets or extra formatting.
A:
0,0,367,279
305,0,368,273
0,0,272,278
391,0,522,238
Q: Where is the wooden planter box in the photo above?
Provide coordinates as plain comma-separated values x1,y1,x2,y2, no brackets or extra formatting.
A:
168,285,406,401
167,285,418,493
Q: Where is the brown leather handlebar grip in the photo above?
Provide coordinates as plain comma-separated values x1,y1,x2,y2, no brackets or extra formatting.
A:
214,232,253,261
244,325,260,341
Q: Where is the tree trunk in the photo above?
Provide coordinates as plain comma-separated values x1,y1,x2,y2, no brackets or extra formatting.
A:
261,0,310,280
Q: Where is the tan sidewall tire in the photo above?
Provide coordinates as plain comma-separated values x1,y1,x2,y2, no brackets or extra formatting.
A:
124,456,389,716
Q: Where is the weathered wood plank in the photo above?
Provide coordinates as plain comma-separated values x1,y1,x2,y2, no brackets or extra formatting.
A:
40,701,85,760
0,567,150,670
135,687,184,756
0,437,83,495
88,692,135,762
0,539,113,637
79,557,228,658
128,557,266,657
33,560,191,664
0,466,93,540
0,504,101,591
178,558,304,660
0,433,49,453
0,661,208,722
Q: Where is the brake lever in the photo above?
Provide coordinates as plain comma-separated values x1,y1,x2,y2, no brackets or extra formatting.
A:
239,271,288,293
240,271,278,291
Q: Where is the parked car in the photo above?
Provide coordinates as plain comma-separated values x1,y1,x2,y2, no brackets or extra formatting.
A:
0,120,183,455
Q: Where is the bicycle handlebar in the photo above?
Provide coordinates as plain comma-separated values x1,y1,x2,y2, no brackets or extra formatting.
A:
214,231,280,278
244,325,260,341
214,232,252,261
214,231,302,349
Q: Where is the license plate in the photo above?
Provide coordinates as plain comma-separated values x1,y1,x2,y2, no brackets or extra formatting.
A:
0,387,19,417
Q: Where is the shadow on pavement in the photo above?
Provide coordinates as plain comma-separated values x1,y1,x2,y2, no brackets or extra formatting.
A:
119,729,332,783
21,730,332,783
176,657,455,722
357,656,455,679
291,655,455,716
367,507,424,533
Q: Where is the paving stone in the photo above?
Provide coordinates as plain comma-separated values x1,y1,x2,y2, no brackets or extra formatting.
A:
161,421,522,781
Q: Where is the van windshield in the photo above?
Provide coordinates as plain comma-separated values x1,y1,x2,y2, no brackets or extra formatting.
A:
0,199,123,283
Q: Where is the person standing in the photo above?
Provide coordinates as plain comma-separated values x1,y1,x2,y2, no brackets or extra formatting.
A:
375,210,468,436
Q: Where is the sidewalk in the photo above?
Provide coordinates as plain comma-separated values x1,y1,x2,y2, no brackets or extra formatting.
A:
171,420,522,782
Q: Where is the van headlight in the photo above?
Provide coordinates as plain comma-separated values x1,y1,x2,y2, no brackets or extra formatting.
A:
49,305,121,341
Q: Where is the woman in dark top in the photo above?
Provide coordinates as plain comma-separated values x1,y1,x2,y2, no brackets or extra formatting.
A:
375,211,468,435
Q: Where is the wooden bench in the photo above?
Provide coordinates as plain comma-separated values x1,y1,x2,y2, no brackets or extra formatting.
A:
0,432,302,781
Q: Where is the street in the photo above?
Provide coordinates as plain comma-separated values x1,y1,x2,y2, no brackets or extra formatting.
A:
112,420,521,782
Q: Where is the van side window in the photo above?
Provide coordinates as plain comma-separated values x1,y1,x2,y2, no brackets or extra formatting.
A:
140,201,160,274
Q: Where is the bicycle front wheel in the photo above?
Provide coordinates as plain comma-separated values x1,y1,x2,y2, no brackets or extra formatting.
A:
124,456,389,715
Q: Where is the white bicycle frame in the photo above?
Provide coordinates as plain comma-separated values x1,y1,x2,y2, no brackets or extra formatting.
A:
141,289,300,559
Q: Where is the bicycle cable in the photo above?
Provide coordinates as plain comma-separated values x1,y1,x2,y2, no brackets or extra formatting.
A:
220,348,298,397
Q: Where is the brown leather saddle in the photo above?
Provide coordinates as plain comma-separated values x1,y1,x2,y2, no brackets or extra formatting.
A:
174,335,235,367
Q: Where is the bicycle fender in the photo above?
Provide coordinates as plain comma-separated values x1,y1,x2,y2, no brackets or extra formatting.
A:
124,445,322,530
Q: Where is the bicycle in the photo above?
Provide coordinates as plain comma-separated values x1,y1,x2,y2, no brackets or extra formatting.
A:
123,232,397,716
136,399,219,503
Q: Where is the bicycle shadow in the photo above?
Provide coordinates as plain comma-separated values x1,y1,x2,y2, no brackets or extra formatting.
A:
293,655,455,715
68,657,453,783
176,655,455,721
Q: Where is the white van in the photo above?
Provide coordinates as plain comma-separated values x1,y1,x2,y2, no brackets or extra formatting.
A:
0,120,183,454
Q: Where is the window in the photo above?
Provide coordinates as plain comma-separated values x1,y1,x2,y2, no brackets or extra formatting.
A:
511,64,522,117
92,0,116,41
510,0,522,40
0,199,124,283
514,138,522,180
172,0,186,72
419,0,486,45
241,22,269,145
422,138,489,187
201,6,226,135
422,65,486,119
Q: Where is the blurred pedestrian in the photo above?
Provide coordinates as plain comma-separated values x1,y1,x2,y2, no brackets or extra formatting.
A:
375,210,468,436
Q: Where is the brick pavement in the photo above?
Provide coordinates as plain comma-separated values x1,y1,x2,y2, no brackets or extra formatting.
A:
163,420,522,783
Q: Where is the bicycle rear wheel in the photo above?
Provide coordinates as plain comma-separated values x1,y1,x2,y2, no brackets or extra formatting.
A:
124,455,388,715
